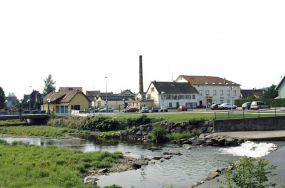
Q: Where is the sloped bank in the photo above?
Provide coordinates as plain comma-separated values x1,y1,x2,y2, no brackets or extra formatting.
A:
100,120,245,147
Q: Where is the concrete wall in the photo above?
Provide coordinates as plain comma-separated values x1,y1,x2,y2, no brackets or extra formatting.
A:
214,116,285,132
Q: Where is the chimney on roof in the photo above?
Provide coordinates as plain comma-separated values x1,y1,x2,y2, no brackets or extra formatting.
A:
224,78,226,84
139,55,144,93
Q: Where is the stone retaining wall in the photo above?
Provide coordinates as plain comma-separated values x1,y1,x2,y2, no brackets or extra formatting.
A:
214,116,285,132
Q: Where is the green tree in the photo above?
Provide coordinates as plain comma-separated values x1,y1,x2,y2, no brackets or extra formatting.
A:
0,87,5,109
262,85,278,99
43,74,56,97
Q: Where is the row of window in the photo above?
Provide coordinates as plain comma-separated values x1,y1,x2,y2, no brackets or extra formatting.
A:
56,105,69,113
168,102,197,108
213,100,232,104
161,95,196,100
199,90,237,96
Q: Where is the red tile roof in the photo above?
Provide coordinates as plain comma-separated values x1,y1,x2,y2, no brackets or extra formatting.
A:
178,75,240,86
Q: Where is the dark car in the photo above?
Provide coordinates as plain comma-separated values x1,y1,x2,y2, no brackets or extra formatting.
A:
210,104,220,110
151,107,159,112
124,107,139,113
197,104,206,108
178,105,187,111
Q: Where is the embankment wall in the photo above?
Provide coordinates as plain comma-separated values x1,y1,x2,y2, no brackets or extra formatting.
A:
214,116,285,132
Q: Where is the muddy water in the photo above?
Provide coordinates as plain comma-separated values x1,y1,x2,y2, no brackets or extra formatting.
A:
1,135,283,188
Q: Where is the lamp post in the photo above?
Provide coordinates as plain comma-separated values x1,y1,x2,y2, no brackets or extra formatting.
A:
161,91,165,113
47,98,50,114
227,86,235,112
122,99,125,112
94,95,96,117
204,75,207,109
29,86,32,114
19,99,22,118
105,77,108,113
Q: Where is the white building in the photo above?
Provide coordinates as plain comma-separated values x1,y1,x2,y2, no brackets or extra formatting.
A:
175,75,241,107
145,81,199,108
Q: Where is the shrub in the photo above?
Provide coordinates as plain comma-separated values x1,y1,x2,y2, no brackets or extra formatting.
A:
151,125,168,142
189,116,200,125
218,156,277,188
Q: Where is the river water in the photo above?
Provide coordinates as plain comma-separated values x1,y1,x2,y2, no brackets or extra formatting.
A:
0,135,283,188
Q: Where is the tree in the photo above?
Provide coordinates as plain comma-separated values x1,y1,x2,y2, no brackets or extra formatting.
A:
43,74,56,97
262,85,278,99
0,87,5,109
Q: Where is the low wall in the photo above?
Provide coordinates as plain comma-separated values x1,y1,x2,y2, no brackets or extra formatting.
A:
213,116,285,132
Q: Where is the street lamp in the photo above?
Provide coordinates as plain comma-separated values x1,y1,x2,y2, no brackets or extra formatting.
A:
227,86,235,112
122,99,125,112
105,77,108,113
19,99,22,118
161,91,165,113
29,86,32,114
47,98,50,114
94,95,99,117
204,75,207,109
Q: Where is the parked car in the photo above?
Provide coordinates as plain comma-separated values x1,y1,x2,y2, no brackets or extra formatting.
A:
178,105,188,111
160,106,168,112
218,103,237,110
89,108,99,112
210,104,220,110
141,107,149,113
242,102,252,110
250,101,271,110
197,104,206,108
151,107,159,112
124,107,139,113
99,107,114,112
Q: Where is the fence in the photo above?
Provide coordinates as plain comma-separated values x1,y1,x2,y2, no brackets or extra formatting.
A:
214,108,285,120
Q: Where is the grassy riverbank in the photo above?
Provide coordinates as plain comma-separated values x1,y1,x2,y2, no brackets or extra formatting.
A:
0,119,27,125
0,139,123,188
0,126,89,137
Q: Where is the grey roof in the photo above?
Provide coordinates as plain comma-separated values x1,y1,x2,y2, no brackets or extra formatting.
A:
150,81,199,94
43,90,90,104
86,90,101,97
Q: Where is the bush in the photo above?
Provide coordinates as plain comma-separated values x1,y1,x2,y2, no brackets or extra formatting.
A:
151,125,168,142
218,156,277,188
189,116,201,125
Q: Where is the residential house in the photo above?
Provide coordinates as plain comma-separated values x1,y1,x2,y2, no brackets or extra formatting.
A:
86,89,136,110
145,81,199,109
59,87,83,92
42,90,90,114
276,76,285,99
240,89,265,99
175,75,241,107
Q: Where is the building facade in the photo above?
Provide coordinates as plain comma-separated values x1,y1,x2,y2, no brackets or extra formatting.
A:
145,81,199,108
276,76,285,99
175,75,241,107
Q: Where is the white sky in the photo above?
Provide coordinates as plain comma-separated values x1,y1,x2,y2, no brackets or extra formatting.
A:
1,0,284,99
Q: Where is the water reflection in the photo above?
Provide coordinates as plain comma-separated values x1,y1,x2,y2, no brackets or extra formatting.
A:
1,135,284,188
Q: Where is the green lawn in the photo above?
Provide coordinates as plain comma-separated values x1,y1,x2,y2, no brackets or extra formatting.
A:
0,140,123,188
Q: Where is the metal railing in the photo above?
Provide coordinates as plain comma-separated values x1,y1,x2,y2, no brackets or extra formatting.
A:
214,108,285,120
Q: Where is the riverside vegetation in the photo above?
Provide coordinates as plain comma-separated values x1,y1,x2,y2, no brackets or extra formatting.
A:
0,139,124,188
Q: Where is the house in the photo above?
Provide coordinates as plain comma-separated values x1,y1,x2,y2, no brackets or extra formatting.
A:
86,89,136,110
59,87,83,92
175,75,241,107
240,89,265,99
42,90,90,114
275,76,285,99
145,81,199,109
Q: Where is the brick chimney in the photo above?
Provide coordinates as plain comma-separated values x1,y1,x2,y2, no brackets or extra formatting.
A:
139,55,143,93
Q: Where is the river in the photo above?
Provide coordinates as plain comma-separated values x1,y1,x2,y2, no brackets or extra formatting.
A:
0,135,282,188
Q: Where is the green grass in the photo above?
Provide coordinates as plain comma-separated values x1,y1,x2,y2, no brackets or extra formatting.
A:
0,140,124,188
98,131,120,138
0,119,27,125
0,126,82,137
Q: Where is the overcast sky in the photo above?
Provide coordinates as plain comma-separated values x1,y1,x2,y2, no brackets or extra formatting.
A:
1,0,284,99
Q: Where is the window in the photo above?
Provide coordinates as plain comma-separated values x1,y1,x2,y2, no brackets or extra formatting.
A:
168,95,171,99
199,90,202,95
220,90,223,96
227,90,230,96
172,95,177,99
233,90,237,96
206,90,209,95
186,95,191,99
213,90,216,96
60,105,65,113
178,95,184,99
147,94,151,99
192,95,195,99
56,106,59,113
169,102,172,107
151,87,154,92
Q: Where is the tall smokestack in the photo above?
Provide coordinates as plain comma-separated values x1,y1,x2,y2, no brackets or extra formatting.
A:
139,55,143,93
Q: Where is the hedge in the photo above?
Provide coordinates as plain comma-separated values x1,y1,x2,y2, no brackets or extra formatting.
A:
235,98,285,107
